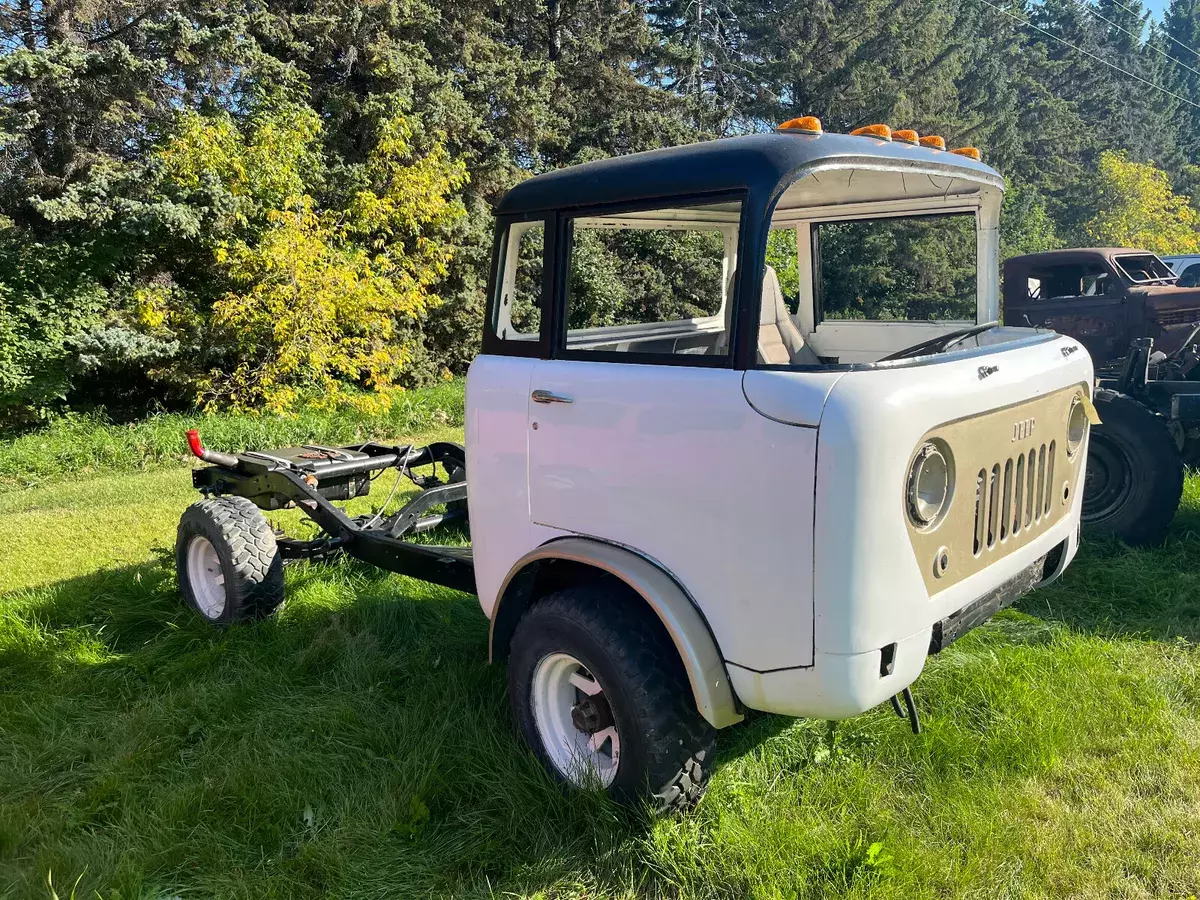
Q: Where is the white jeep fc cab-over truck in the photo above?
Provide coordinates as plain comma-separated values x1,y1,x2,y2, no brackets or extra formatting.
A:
177,119,1093,811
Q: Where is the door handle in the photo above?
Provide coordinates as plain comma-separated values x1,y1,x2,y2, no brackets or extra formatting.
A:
531,389,573,404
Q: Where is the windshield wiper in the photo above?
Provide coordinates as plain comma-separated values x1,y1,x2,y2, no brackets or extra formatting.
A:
880,321,1000,362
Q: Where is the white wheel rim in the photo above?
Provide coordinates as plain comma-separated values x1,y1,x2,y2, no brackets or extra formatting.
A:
186,535,226,620
530,652,620,787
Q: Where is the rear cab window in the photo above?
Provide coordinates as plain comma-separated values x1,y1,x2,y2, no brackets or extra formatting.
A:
491,220,547,347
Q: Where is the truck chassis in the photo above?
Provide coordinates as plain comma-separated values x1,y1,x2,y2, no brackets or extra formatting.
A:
184,430,476,601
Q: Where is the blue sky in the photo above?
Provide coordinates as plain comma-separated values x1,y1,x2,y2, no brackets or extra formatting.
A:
1144,0,1169,19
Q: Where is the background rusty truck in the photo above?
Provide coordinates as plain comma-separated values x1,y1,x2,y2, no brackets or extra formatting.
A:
1004,249,1200,546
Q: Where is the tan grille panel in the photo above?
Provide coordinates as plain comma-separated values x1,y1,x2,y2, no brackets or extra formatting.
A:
907,385,1087,594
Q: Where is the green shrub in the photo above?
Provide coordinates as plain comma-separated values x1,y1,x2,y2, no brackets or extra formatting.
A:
0,230,114,428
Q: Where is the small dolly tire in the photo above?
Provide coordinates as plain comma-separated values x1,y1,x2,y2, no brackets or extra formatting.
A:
176,497,285,625
1082,390,1184,547
508,582,715,813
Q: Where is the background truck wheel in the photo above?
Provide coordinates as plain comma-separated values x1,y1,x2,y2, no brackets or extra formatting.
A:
1082,390,1184,547
508,582,715,813
176,497,285,625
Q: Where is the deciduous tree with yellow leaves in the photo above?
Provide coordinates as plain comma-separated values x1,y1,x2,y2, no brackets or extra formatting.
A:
1084,151,1200,254
155,104,467,413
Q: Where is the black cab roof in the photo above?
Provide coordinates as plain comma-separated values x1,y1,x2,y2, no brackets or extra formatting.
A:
496,131,1003,216
1004,249,1152,272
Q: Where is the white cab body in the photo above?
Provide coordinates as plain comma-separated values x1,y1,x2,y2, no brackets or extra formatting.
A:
468,130,1092,723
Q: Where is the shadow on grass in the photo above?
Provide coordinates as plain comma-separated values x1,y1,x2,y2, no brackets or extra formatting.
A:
0,556,749,898
1017,510,1200,645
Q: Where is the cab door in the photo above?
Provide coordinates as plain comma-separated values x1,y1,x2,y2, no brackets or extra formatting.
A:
525,197,817,673
1018,261,1127,365
527,360,751,539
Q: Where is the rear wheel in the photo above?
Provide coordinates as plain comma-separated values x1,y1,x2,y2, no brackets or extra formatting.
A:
1082,390,1183,547
508,582,715,812
176,497,285,625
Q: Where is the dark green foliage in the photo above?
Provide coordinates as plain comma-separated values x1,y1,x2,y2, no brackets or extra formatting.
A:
566,227,725,330
1163,0,1200,161
508,222,547,337
2,0,1200,427
1001,182,1065,259
0,231,112,427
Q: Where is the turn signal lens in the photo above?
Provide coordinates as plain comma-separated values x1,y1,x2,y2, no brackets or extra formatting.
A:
850,123,892,141
777,115,823,135
919,135,946,150
908,441,953,528
950,146,982,161
1066,396,1089,457
893,129,919,145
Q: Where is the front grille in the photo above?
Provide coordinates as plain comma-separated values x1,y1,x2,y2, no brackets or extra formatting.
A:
905,384,1085,595
972,441,1057,556
1155,309,1200,326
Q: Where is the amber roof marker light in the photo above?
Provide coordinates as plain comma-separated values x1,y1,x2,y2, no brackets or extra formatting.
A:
893,129,919,145
776,116,823,135
951,146,982,161
919,135,947,150
850,123,892,140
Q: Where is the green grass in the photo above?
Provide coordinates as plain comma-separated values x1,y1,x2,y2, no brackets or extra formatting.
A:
0,381,466,493
3,451,1200,897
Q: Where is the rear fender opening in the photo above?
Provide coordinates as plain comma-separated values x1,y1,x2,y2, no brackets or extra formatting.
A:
489,537,744,729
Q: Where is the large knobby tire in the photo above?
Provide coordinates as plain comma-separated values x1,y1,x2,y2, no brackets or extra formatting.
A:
176,497,285,626
1082,390,1184,547
508,582,716,813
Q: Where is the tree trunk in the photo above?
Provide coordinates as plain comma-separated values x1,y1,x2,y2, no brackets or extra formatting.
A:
546,0,562,61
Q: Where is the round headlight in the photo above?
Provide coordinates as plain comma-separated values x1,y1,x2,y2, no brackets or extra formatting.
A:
908,442,952,527
1067,396,1088,457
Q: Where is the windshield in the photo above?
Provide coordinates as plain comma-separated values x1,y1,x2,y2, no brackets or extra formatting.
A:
1114,254,1177,284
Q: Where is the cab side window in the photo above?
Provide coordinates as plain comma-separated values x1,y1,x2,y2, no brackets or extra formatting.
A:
493,220,546,343
1180,263,1200,288
560,199,741,360
1027,263,1113,301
